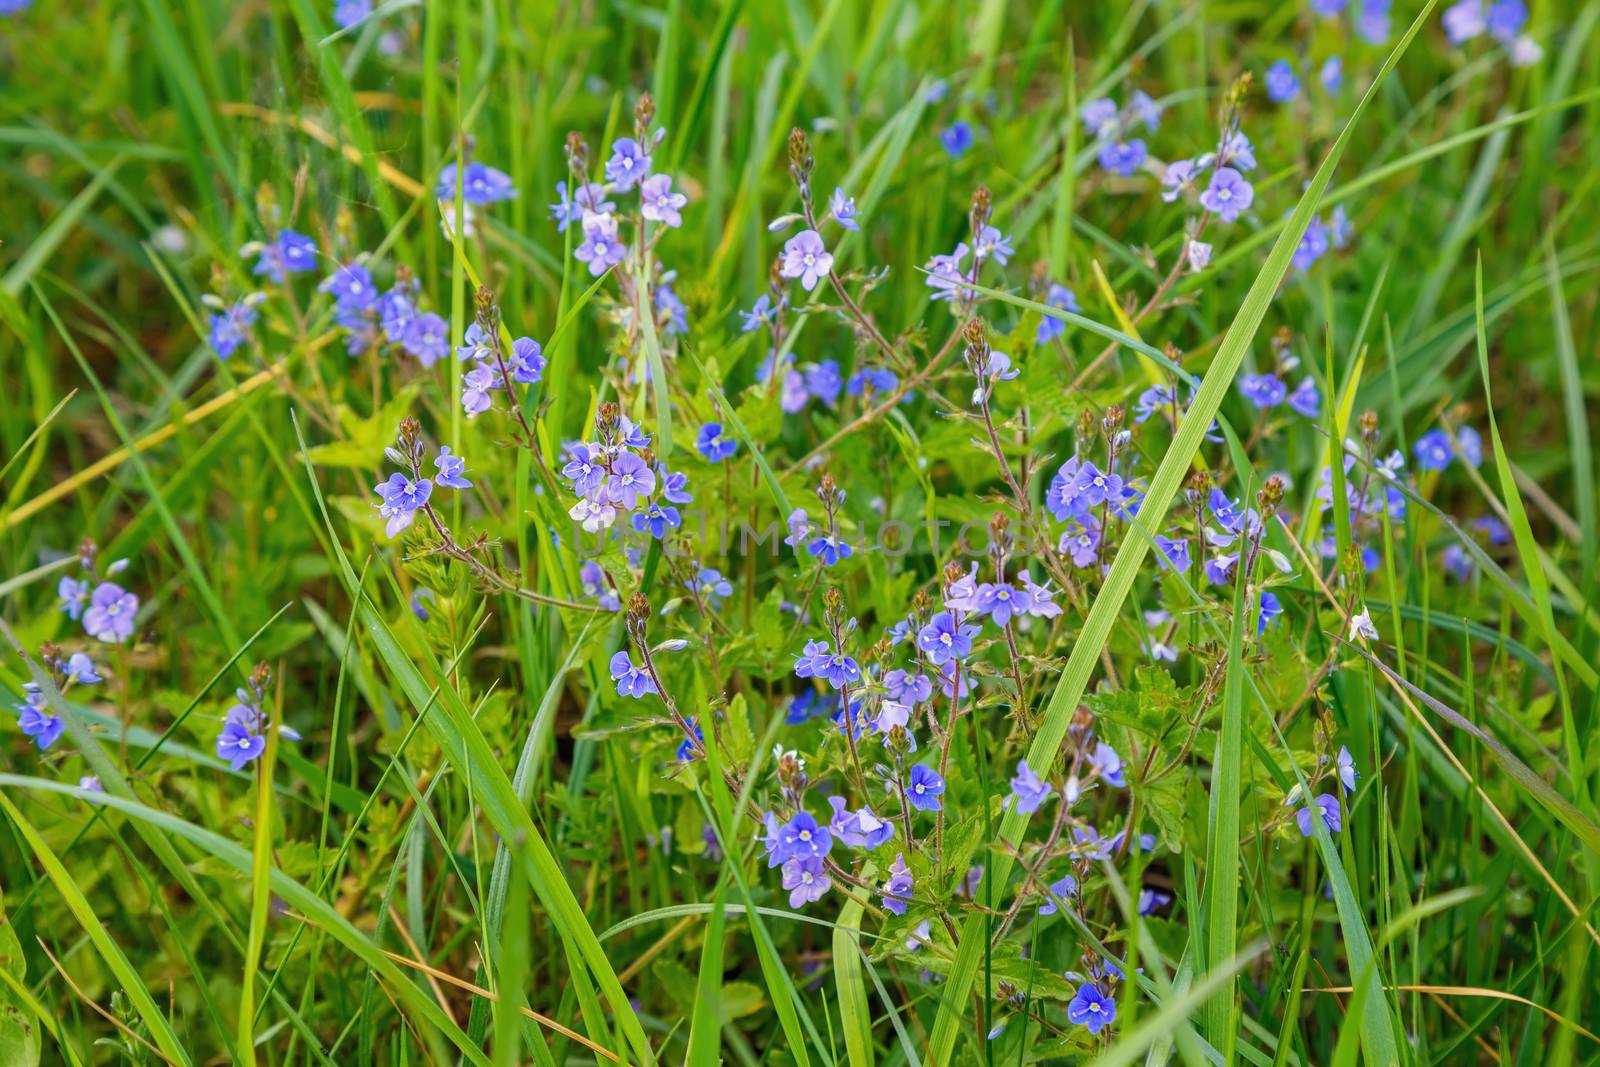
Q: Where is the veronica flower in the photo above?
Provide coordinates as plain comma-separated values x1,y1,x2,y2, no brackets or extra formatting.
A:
373,473,432,538
1098,139,1147,176
461,364,497,414
639,174,687,227
1060,522,1101,569
1091,742,1126,787
1336,745,1360,794
1349,609,1379,642
1320,56,1344,94
781,855,831,906
1187,239,1214,273
63,652,102,685
320,262,376,311
1265,60,1300,103
402,312,450,367
1036,283,1080,343
437,162,517,204
846,366,898,397
780,230,833,292
1081,97,1119,136
1129,89,1162,131
932,662,972,699
208,296,261,359
776,811,832,861
378,287,418,343
924,241,970,301
881,854,914,915
574,212,627,276
1414,429,1453,471
694,422,738,463
58,576,90,620
1154,534,1190,572
972,225,1014,266
694,568,733,607
16,687,65,751
605,453,656,510
1292,216,1331,271
884,670,933,704
549,181,614,231
1015,572,1064,618
1295,793,1342,836
1067,983,1116,1034
829,187,859,231
1288,376,1322,418
1239,373,1287,408
629,502,680,540
433,447,472,489
739,294,776,333
1443,0,1487,44
1199,167,1254,223
1009,760,1051,814
938,121,974,157
1257,591,1283,634
1358,0,1392,42
1038,874,1078,915
806,530,854,567
334,0,372,29
1160,159,1197,203
793,640,861,689
609,651,656,698
1139,888,1174,915
907,764,945,811
918,611,980,666
805,359,844,407
604,137,652,190
975,582,1032,628
216,717,265,771
84,582,139,643
1454,425,1483,467
828,796,895,849
1045,457,1087,521
944,562,982,613
252,229,319,283
1311,0,1348,14
561,444,606,498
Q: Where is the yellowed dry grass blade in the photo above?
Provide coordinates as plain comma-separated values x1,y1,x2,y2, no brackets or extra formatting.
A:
1304,985,1599,1044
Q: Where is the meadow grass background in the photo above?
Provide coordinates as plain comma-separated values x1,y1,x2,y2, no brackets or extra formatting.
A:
2,0,1600,1064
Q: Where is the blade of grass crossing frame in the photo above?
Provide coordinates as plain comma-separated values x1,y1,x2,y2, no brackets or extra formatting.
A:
923,4,1437,1061
834,874,874,1067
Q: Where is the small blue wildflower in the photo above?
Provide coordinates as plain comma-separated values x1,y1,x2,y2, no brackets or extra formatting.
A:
884,669,933,704
1292,216,1331,271
695,422,738,463
881,853,913,915
1071,461,1124,507
639,174,687,227
1320,55,1344,94
333,0,371,29
1358,0,1392,41
1288,376,1322,418
939,121,974,157
1265,60,1301,103
829,187,860,231
972,225,1014,266
574,213,626,276
1060,522,1101,569
207,295,262,359
1139,888,1174,915
1154,534,1191,572
1295,793,1342,836
373,473,432,538
1036,283,1081,343
610,651,657,699
917,611,980,666
776,811,833,862
604,137,652,191
907,764,945,811
83,582,138,644
1257,590,1283,634
1337,745,1359,794
402,312,450,367
252,229,319,283
1239,373,1288,408
781,856,831,906
378,286,418,343
1200,167,1253,223
63,652,102,685
1455,426,1483,467
1009,760,1052,814
828,796,895,849
16,686,65,751
320,262,376,310
1129,89,1162,131
1160,158,1197,203
58,576,90,620
562,444,605,498
1414,429,1453,471
549,181,614,231
658,468,693,505
1310,0,1348,16
1038,874,1077,915
694,568,733,607
805,530,854,566
1097,139,1148,177
1080,98,1119,136
793,640,861,689
1443,0,1486,44
975,582,1032,627
433,447,472,489
739,294,775,333
781,230,833,292
1067,983,1116,1034
924,241,970,302
1486,0,1526,42
846,366,898,398
217,714,265,771
674,718,704,762
436,162,517,204
510,336,546,384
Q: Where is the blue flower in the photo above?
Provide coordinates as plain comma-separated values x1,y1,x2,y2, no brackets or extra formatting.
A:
63,653,102,685
574,213,627,276
695,422,738,462
610,651,657,699
1239,373,1287,408
739,294,776,333
793,640,861,689
939,121,974,157
675,718,704,762
1038,874,1077,915
1337,745,1359,794
334,0,372,30
1036,283,1081,343
1358,0,1392,42
604,137,653,190
829,187,860,231
781,855,831,907
1009,760,1051,814
433,447,472,489
1080,98,1119,136
1154,534,1190,572
15,686,64,751
776,811,833,862
1067,982,1116,1034
881,853,914,915
217,716,265,771
828,796,895,849
605,453,656,509
1320,55,1344,94
1060,521,1101,569
1414,429,1453,471
1295,793,1342,836
1071,461,1124,508
1199,168,1253,223
320,262,376,310
806,530,853,567
781,230,833,292
917,611,980,666
694,568,733,606
402,312,450,367
208,297,260,359
436,161,517,204
884,670,932,704
373,473,432,538
1288,376,1321,418
1444,0,1487,44
658,468,693,505
58,576,90,620
549,181,614,231
252,229,319,283
975,582,1032,628
1455,426,1483,467
1091,742,1127,787
1257,591,1283,634
973,225,1014,266
907,764,945,811
846,366,898,398
1265,60,1300,103
1292,216,1331,271
639,173,687,227
1097,139,1148,176
84,582,139,644
1486,0,1527,42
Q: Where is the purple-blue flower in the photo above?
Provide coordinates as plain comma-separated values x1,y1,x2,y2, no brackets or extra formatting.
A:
549,181,614,231
881,853,913,914
1038,874,1077,915
1098,139,1148,176
1091,742,1127,787
1288,376,1321,418
828,796,894,849
780,230,833,292
373,473,432,538
402,312,450,367
1257,590,1283,634
1036,283,1081,343
436,161,517,204
695,422,738,462
1239,373,1287,408
907,764,945,811
208,298,260,359
776,810,833,861
605,452,656,510
574,213,627,276
917,611,980,666
84,582,139,644
217,718,265,771
1067,982,1116,1034
1010,760,1051,814
1414,429,1453,471
829,187,859,230
333,0,371,29
884,669,933,704
1295,793,1342,836
16,687,64,751
1200,167,1254,223
1443,0,1487,44
781,855,831,906
1265,60,1300,103
610,651,657,699
639,174,687,227
433,447,472,489
604,137,652,190
1486,0,1526,41
939,121,974,157
252,229,319,283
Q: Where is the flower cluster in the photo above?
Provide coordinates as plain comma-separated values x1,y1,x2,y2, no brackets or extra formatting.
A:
560,402,691,538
